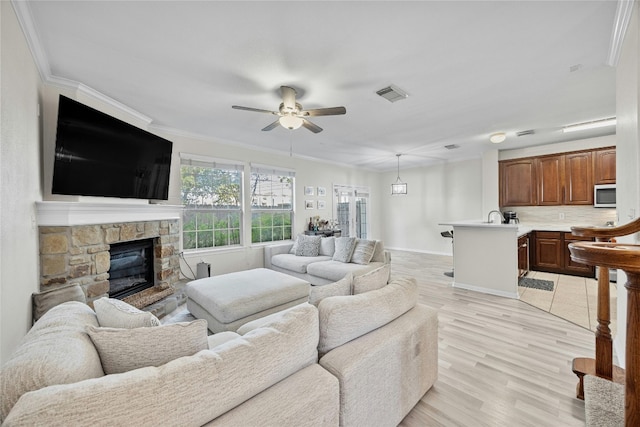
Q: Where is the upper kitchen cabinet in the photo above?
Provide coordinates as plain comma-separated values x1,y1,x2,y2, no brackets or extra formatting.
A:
593,147,616,185
564,151,593,205
499,147,614,207
537,155,564,205
499,158,536,207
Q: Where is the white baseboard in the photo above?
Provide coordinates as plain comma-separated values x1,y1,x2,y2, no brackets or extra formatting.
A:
385,246,452,257
452,281,519,299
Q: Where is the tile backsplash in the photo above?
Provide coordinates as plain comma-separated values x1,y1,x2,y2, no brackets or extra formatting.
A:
502,205,617,227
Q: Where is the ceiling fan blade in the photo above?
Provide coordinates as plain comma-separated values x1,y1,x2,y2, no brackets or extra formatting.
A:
302,119,323,133
262,120,281,131
280,86,297,112
300,106,347,117
232,105,278,115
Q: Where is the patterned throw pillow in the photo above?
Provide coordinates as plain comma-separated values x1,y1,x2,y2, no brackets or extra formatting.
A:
93,297,161,329
350,239,377,265
295,234,322,257
332,237,357,263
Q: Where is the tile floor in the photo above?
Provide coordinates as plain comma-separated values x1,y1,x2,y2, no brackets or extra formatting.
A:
518,270,617,335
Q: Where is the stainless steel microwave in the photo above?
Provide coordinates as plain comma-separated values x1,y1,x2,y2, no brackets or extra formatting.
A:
594,184,616,208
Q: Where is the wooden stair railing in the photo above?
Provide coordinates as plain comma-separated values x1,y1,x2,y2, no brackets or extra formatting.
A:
569,217,640,426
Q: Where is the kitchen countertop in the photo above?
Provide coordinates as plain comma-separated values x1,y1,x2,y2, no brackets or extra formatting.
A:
439,220,586,237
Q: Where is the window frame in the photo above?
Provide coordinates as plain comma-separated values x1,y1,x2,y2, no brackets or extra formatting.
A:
180,153,244,253
249,164,295,246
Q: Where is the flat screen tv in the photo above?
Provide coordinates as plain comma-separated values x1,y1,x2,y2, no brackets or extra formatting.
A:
52,95,173,200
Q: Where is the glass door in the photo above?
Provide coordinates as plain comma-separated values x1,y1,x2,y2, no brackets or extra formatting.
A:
334,185,370,238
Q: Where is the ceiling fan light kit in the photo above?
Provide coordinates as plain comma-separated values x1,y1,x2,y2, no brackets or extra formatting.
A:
232,85,346,133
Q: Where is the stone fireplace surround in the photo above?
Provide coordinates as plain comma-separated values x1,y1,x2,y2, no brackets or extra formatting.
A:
36,202,183,312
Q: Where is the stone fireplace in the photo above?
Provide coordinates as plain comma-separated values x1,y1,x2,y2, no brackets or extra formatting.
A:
37,202,182,310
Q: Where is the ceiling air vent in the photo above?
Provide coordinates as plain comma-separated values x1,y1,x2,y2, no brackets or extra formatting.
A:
516,129,535,137
376,85,409,103
444,144,460,150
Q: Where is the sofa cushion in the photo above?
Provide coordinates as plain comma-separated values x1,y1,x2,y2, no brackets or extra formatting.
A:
93,297,161,328
333,236,357,262
3,304,320,426
317,277,417,354
351,239,377,265
0,301,104,422
295,234,322,256
352,264,391,295
319,236,336,256
308,273,353,306
86,319,208,374
271,253,332,274
307,260,385,282
207,331,241,349
371,240,386,263
32,283,86,322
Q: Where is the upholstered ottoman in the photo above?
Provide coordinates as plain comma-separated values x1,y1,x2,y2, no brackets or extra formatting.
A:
185,268,310,333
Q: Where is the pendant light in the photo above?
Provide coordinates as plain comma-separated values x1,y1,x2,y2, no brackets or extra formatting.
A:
391,154,407,195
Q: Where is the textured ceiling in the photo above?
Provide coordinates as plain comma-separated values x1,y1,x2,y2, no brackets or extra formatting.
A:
20,1,619,171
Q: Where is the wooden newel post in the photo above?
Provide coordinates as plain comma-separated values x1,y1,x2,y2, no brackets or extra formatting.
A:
625,271,640,427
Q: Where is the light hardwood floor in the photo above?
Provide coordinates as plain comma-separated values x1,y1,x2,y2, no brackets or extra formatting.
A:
392,250,592,426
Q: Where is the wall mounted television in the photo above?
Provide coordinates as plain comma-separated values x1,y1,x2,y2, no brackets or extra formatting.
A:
52,95,173,200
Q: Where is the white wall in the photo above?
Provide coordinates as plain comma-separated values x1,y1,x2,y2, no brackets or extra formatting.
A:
380,158,483,255
0,3,43,364
38,86,382,279
614,1,640,368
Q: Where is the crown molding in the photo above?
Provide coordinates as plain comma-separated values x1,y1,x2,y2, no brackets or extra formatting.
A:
11,0,152,125
607,0,635,66
11,0,51,81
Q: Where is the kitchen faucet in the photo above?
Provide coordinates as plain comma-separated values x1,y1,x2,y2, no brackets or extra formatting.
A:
487,210,503,224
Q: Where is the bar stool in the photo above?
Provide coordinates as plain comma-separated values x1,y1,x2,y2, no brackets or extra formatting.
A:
441,230,454,277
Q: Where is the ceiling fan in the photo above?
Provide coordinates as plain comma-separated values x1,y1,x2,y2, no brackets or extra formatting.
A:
232,86,346,133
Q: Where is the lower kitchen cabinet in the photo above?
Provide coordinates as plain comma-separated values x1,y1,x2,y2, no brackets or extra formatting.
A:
530,231,595,278
518,234,530,278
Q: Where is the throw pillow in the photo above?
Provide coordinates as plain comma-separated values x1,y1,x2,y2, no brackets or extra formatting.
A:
86,319,208,374
93,297,161,328
352,264,391,294
295,234,322,257
350,239,377,265
289,235,301,254
32,283,86,322
319,236,336,257
308,273,353,306
332,236,357,263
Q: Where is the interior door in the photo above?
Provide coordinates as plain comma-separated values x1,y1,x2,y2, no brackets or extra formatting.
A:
334,185,370,239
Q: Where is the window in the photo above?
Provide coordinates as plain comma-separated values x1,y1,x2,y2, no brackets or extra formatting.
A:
181,154,243,251
250,165,295,243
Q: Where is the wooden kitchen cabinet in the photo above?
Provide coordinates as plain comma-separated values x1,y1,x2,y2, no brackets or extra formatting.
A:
537,155,563,205
518,233,530,278
564,151,593,205
532,231,563,270
530,231,595,277
499,158,536,207
500,147,605,208
563,232,596,277
593,147,616,185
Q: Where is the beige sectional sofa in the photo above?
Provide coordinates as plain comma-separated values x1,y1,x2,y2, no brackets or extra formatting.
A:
1,275,437,427
264,236,391,285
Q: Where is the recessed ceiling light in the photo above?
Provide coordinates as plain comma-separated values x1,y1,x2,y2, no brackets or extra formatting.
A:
562,117,616,133
489,132,506,144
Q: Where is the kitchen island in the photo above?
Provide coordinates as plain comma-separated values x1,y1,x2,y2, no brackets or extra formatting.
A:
439,220,529,299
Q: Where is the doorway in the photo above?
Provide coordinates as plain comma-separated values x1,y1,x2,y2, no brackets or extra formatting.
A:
334,185,370,239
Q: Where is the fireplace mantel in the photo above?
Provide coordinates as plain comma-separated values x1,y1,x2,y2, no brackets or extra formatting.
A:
36,201,183,226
